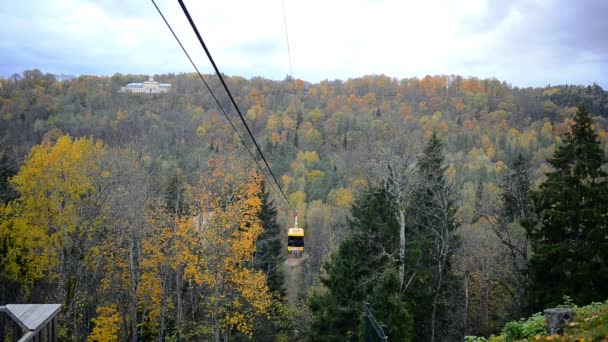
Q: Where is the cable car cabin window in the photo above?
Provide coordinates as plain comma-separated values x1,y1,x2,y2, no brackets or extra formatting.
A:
288,236,304,247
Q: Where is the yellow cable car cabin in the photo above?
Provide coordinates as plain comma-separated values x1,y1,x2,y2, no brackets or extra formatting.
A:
287,227,304,254
287,213,304,255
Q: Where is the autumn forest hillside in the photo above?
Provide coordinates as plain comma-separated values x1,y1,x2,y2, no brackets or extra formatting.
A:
3,72,608,238
1,70,608,341
3,71,608,208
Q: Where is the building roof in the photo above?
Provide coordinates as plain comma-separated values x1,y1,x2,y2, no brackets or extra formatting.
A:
123,77,171,90
2,304,62,331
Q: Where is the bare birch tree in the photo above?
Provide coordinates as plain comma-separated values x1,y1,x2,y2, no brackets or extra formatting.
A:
370,144,417,291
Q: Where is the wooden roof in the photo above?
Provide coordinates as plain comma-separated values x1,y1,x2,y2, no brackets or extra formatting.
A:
1,304,61,331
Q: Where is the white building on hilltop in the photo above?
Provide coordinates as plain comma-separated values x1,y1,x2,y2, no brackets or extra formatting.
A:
120,77,171,94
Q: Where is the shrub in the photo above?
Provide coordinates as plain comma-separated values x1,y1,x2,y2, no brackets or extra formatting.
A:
465,336,488,342
501,312,546,342
488,299,608,342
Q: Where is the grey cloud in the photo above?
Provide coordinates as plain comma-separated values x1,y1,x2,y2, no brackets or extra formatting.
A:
448,0,608,86
0,0,607,87
552,1,608,57
455,0,608,59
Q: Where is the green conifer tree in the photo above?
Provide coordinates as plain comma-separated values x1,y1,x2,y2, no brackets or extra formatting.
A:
252,182,287,341
308,187,413,341
408,131,458,341
527,104,608,308
0,142,18,203
367,268,413,340
254,181,285,296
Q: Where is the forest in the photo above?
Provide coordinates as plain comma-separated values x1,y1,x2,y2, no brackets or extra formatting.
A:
1,69,608,341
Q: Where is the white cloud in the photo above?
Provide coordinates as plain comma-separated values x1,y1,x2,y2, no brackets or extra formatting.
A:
0,0,606,87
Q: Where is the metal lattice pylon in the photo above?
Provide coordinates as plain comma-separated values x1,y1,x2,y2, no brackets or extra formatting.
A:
363,303,388,342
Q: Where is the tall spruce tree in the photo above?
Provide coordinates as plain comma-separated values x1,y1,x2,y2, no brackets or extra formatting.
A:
408,131,458,342
252,182,287,342
0,141,18,203
254,181,285,296
527,104,608,308
308,187,413,341
164,171,188,216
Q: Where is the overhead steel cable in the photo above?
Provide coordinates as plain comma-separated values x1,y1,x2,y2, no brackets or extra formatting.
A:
176,0,297,214
150,0,291,212
281,0,293,77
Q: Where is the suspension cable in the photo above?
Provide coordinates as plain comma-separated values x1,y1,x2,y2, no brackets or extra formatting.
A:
150,0,293,212
281,0,293,77
176,0,297,214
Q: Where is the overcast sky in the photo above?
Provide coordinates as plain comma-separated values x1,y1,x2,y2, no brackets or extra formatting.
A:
1,0,607,87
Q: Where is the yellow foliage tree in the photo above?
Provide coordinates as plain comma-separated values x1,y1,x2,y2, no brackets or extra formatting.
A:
9,135,107,340
138,217,190,334
11,135,105,243
297,150,320,166
246,104,265,130
306,170,325,183
327,188,353,208
182,160,271,340
88,305,121,342
289,191,307,208
0,202,50,293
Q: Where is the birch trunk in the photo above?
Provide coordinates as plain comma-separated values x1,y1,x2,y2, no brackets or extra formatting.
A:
398,207,406,291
